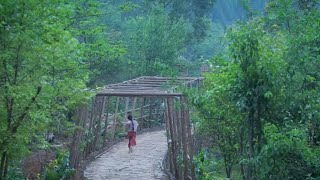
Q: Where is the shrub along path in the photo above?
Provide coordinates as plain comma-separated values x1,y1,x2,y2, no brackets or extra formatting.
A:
84,130,168,180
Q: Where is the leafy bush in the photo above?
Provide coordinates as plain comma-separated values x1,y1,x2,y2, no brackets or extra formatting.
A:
45,151,75,180
256,123,320,179
194,149,226,180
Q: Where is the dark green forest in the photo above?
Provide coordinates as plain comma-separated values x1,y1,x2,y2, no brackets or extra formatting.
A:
0,0,319,179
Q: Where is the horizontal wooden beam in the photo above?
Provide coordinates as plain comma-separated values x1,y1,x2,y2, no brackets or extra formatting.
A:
97,76,203,97
141,76,201,80
96,91,183,97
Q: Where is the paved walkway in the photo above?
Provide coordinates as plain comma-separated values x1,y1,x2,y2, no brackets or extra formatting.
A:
84,130,168,180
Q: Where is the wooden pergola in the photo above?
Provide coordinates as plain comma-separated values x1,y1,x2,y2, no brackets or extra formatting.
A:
97,76,203,97
70,76,203,180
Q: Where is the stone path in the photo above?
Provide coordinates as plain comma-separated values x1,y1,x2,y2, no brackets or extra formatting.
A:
84,130,168,180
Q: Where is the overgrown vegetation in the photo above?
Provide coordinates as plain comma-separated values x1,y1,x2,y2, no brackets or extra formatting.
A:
1,0,319,179
0,0,216,179
190,0,320,179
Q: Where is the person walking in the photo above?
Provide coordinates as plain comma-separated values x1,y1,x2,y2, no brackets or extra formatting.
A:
125,114,139,153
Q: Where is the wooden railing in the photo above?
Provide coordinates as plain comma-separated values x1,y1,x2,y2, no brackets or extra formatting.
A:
68,97,165,179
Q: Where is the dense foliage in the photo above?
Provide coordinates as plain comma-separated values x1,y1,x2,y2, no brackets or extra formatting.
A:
0,0,216,179
0,1,91,179
191,0,320,179
1,0,319,179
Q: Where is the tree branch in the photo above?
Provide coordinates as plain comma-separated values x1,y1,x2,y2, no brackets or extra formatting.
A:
11,86,42,133
13,43,23,84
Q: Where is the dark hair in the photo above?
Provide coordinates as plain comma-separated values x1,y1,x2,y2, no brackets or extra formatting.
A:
128,114,134,131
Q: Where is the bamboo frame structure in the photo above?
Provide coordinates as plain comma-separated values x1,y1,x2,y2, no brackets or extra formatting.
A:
69,76,203,180
97,76,202,97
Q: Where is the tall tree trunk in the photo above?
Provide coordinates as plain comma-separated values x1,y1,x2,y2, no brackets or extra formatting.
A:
0,151,8,180
240,126,246,180
256,100,263,152
224,155,232,178
248,108,255,180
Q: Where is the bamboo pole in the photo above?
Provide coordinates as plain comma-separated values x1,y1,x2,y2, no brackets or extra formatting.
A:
112,97,120,140
184,96,195,180
93,96,106,149
123,97,130,132
132,97,137,113
86,98,96,156
155,99,162,124
167,97,178,178
81,105,89,158
181,97,195,179
103,97,110,147
92,98,100,151
165,98,174,175
131,97,138,130
69,106,85,169
140,98,146,129
171,98,180,179
180,97,188,179
176,97,183,179
148,98,154,128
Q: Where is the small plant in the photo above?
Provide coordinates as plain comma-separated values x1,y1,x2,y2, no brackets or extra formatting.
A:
45,151,75,180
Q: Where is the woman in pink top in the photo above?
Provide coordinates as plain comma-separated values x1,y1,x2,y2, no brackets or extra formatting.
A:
126,114,139,153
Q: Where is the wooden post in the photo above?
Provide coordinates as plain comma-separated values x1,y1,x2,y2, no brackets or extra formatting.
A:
112,97,120,140
132,97,137,115
140,98,146,129
86,98,96,156
149,98,154,128
165,98,174,175
123,97,130,132
93,96,106,149
87,99,95,137
176,98,183,150
176,97,183,179
171,98,180,179
131,97,137,130
167,97,178,178
123,97,130,120
103,96,110,147
180,97,189,179
160,99,165,125
184,96,195,180
81,105,89,158
69,105,87,172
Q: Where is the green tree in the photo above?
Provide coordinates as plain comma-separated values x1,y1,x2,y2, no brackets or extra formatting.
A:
124,5,189,76
0,1,89,179
69,0,128,87
256,123,320,179
191,59,243,178
149,0,216,42
192,0,320,179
